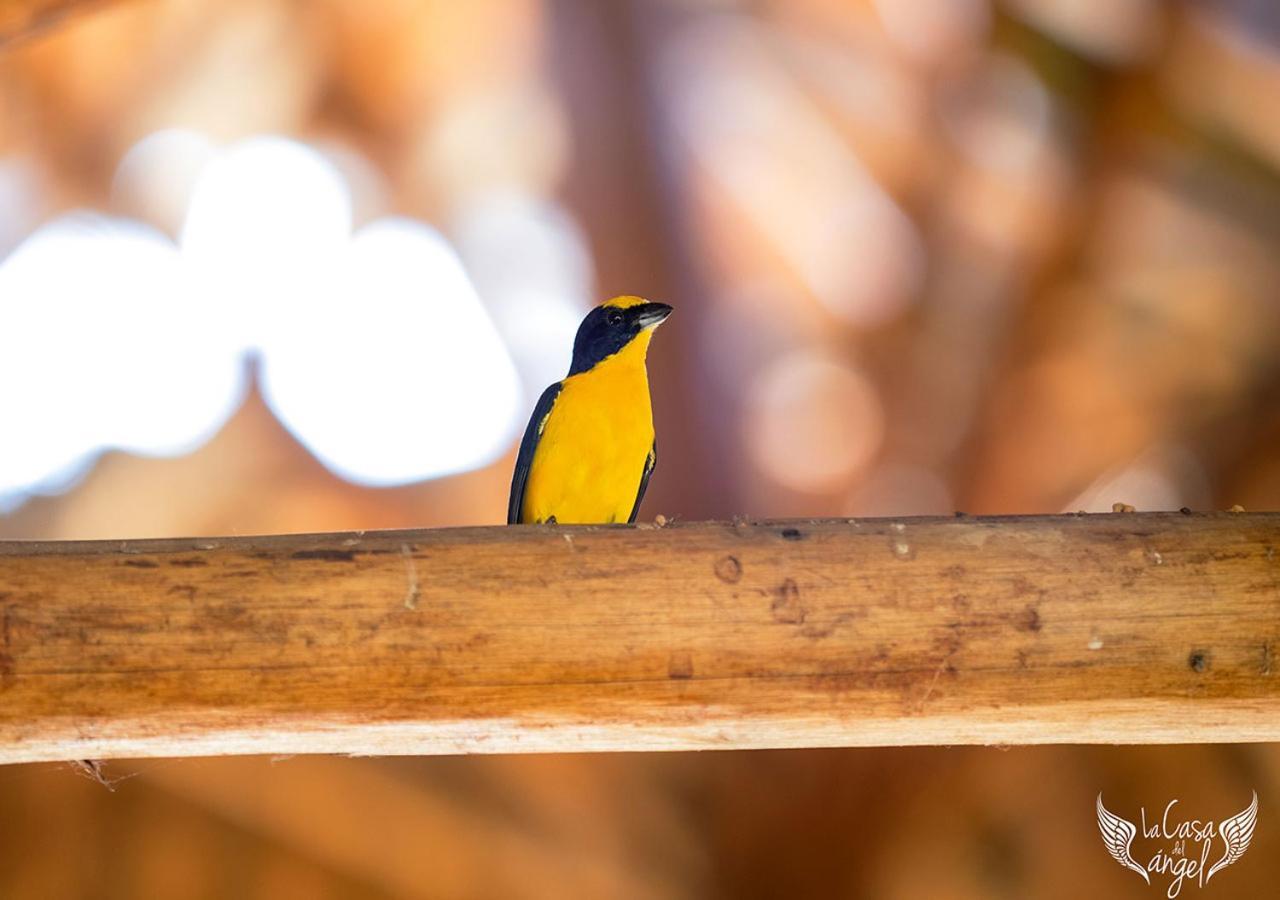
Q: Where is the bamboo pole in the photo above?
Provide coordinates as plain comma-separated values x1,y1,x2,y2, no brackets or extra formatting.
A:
0,512,1277,764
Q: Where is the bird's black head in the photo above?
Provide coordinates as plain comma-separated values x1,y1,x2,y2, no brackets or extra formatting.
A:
568,296,672,375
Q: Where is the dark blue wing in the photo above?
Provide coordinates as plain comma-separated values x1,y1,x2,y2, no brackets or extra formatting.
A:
507,382,564,524
627,440,657,524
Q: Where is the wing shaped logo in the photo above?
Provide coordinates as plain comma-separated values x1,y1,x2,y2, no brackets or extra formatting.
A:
1097,793,1151,884
1206,791,1258,883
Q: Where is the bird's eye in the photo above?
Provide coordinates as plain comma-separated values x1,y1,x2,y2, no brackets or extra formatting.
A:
606,310,624,327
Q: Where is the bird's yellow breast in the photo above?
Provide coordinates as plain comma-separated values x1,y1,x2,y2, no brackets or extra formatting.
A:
521,333,655,524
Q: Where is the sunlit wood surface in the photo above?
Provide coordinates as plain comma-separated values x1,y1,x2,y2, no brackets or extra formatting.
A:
0,512,1276,764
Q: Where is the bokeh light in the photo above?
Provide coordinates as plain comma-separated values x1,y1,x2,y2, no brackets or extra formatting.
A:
662,18,925,330
0,157,44,258
846,461,954,517
872,0,990,67
110,128,217,236
1005,0,1163,63
0,213,244,507
260,216,522,485
0,133,526,504
452,193,593,396
1065,445,1213,513
744,350,884,494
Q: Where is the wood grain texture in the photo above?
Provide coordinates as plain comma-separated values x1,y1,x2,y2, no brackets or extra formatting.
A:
0,513,1277,763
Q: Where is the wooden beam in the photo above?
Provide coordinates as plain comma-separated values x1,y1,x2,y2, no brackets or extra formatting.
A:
0,513,1277,763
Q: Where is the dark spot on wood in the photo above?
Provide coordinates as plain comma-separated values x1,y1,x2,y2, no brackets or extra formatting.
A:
1115,564,1146,589
208,603,248,626
0,608,14,685
770,578,806,625
446,632,492,652
169,557,208,568
800,613,854,640
951,593,971,611
1009,575,1041,599
933,632,963,657
1186,550,1251,565
258,618,290,644
1019,606,1042,632
1015,649,1029,669
667,651,694,680
289,549,356,562
944,564,966,579
122,559,159,568
780,528,804,541
1180,507,1192,514
1189,650,1209,674
714,555,743,583
167,584,198,601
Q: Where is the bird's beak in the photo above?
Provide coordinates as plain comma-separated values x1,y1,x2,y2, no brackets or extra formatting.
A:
633,302,673,330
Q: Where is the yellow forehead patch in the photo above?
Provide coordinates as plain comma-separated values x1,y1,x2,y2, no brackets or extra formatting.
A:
601,295,650,310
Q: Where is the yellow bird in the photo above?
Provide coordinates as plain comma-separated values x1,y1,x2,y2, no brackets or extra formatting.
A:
508,295,673,524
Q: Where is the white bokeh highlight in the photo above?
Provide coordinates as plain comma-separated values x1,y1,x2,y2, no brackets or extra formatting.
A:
0,134,526,507
111,128,218,236
260,217,521,485
0,214,245,505
453,193,593,398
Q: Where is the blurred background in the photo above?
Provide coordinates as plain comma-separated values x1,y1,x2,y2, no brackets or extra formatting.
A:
1,0,1279,896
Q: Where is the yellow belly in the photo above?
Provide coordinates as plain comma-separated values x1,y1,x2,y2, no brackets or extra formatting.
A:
521,362,654,525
